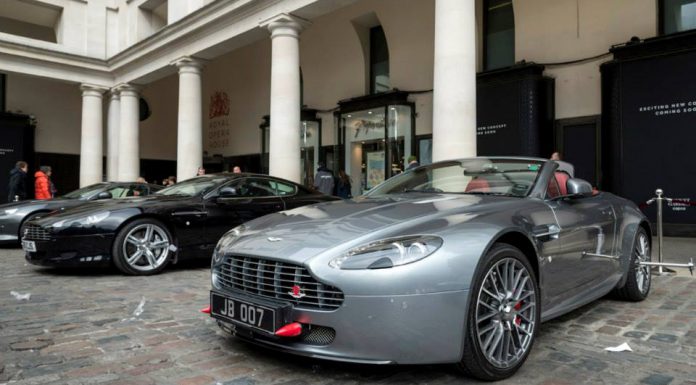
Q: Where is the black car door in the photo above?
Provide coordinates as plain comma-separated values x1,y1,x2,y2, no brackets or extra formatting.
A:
203,177,285,245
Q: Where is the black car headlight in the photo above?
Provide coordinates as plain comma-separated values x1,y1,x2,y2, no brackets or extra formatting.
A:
212,225,245,264
329,235,443,270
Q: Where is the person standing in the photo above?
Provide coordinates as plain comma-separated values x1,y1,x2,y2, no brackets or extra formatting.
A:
34,166,52,200
313,162,335,196
406,155,420,170
232,166,242,173
7,161,28,202
196,166,206,176
335,169,352,199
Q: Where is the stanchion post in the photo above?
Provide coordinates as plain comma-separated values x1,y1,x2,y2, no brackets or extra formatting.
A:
656,188,664,274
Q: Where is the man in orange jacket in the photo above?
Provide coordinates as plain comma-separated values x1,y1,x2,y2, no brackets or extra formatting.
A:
34,166,52,200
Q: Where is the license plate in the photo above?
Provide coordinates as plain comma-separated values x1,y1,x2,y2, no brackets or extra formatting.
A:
22,240,36,252
210,292,277,334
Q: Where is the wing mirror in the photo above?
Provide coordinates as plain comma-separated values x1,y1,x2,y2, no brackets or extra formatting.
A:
218,186,238,198
96,191,113,200
566,178,593,198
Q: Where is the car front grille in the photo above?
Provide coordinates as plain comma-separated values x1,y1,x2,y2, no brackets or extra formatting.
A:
216,255,344,311
23,224,51,241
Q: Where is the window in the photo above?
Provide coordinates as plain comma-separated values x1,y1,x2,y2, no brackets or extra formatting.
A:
370,26,390,93
484,0,515,70
661,0,696,34
269,181,297,196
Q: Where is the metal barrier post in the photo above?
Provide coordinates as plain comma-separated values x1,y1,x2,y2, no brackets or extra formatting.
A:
643,188,691,275
656,189,665,275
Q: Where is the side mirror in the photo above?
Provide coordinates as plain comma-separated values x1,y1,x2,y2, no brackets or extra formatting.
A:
218,186,238,198
96,191,113,200
566,178,593,198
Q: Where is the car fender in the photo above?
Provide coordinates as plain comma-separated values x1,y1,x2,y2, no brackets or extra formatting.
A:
614,202,651,288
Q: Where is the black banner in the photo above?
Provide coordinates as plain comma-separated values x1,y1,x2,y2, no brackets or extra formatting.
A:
0,113,34,202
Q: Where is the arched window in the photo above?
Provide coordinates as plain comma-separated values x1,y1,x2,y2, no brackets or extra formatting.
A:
370,26,390,93
483,0,515,70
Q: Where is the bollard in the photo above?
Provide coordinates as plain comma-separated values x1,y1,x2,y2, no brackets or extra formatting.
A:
643,188,693,275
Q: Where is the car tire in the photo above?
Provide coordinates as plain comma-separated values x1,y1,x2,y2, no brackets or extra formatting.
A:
19,212,46,241
112,218,174,276
612,228,651,301
457,243,540,381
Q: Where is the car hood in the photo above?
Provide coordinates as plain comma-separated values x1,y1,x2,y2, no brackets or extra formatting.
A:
231,193,522,262
32,194,191,225
0,198,70,211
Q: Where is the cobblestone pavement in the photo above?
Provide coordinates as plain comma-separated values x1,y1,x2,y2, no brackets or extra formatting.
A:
1,247,695,385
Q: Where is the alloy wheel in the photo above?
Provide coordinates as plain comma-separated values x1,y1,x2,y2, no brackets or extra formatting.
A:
122,224,170,272
475,257,537,369
634,232,651,294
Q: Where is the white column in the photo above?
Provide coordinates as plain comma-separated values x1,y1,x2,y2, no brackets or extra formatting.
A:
432,0,477,162
262,14,309,184
116,84,140,181
173,57,204,182
79,84,107,187
106,90,120,181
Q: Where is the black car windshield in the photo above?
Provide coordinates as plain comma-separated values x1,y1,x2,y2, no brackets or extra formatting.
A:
366,158,545,198
155,176,230,197
61,183,109,199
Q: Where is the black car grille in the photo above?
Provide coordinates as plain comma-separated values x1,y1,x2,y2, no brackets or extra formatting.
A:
216,255,344,310
23,225,51,241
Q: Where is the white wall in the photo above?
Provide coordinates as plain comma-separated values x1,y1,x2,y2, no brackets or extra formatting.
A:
5,73,82,154
514,0,657,118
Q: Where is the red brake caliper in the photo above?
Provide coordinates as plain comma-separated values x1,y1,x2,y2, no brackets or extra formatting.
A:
513,301,522,326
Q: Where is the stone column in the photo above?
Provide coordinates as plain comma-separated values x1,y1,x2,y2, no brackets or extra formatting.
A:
116,84,140,182
106,89,120,181
79,84,107,187
432,0,477,162
173,57,204,182
262,14,309,184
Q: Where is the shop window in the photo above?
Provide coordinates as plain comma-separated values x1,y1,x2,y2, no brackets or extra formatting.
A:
370,26,390,93
484,0,515,70
661,0,696,34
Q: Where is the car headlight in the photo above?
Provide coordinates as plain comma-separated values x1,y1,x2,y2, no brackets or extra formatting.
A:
53,212,110,228
4,208,18,215
329,235,443,270
212,225,245,264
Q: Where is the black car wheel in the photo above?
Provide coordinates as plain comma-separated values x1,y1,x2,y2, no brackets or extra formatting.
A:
458,243,540,381
19,212,46,241
112,218,173,275
613,228,651,301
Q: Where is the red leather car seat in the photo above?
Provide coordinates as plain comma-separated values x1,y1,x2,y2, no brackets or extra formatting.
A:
554,171,570,196
466,177,490,192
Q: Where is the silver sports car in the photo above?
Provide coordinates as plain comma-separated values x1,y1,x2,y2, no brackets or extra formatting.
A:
208,157,651,380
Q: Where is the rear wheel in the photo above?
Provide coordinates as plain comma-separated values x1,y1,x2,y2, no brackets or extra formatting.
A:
457,243,540,381
112,218,173,275
613,228,651,301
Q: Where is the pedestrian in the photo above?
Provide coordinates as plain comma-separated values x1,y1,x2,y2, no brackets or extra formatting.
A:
335,169,352,199
196,166,206,176
406,155,420,170
7,161,28,202
550,151,561,161
34,166,52,200
166,176,176,186
232,166,242,173
313,162,335,196
136,176,147,183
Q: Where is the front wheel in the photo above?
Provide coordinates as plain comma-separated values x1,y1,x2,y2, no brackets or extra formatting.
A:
457,243,540,381
112,219,174,275
613,228,651,301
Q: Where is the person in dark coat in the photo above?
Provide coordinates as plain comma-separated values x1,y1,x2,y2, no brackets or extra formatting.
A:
335,169,352,199
7,161,28,202
406,155,420,170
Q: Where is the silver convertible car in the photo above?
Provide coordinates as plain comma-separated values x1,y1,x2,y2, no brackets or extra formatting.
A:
207,157,651,380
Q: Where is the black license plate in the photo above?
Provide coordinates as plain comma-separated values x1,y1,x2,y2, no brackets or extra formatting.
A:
210,292,279,334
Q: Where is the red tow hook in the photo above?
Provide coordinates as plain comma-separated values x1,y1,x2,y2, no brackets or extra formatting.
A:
275,322,302,337
200,305,211,314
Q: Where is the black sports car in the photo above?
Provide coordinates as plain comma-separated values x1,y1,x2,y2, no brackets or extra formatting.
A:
23,174,338,275
0,182,162,245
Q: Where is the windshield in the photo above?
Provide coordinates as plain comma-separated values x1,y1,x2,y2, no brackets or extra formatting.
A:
61,183,108,199
366,158,545,198
155,176,230,197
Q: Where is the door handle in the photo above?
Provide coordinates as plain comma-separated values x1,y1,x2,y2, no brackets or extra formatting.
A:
532,224,560,239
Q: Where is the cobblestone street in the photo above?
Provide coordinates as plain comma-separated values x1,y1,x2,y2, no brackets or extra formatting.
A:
1,246,695,385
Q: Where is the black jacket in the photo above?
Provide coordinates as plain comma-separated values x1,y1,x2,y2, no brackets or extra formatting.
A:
8,167,27,202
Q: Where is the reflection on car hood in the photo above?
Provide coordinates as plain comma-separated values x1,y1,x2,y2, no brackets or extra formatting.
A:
32,195,191,225
232,193,520,261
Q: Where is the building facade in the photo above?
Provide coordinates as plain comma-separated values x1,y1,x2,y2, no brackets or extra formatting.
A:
1,0,695,231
